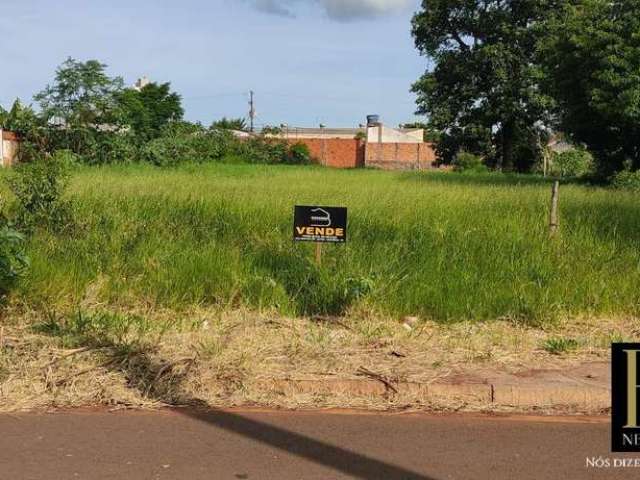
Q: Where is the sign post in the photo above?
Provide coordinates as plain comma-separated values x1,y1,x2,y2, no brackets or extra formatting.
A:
294,206,348,266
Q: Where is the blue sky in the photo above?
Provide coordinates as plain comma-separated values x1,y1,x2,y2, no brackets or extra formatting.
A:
0,0,427,128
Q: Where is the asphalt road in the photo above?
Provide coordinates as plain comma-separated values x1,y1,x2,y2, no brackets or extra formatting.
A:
0,409,637,480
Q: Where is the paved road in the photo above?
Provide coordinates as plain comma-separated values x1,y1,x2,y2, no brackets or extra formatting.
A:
0,409,637,479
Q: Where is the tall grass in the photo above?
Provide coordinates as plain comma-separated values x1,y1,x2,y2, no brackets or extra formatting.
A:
5,163,640,323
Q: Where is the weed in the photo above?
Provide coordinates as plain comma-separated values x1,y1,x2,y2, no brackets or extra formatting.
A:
542,337,579,355
34,310,155,349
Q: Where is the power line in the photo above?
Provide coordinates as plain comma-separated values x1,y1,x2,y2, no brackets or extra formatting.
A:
181,92,246,101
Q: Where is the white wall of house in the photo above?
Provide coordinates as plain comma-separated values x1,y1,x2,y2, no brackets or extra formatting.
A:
366,125,423,144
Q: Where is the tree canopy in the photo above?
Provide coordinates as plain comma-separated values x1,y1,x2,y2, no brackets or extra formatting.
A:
117,82,183,140
34,58,124,128
540,0,640,175
412,1,558,171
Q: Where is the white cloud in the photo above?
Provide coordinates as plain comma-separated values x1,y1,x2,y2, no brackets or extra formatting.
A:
252,0,295,17
247,0,415,21
321,0,414,20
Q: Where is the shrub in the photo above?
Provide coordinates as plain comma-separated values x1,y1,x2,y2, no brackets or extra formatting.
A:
549,149,594,178
453,151,488,173
238,138,316,165
144,133,195,166
7,151,71,231
0,226,28,299
240,137,288,165
91,132,141,165
286,142,312,165
0,202,29,299
143,127,235,166
611,168,640,191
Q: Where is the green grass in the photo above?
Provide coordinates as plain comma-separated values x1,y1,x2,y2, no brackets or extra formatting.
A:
4,162,640,323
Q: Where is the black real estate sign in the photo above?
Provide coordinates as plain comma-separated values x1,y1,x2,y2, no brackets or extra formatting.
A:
294,206,347,244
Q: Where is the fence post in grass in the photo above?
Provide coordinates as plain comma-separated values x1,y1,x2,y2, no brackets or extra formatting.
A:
549,180,560,236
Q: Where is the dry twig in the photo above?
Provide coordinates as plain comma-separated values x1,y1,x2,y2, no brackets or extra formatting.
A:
356,366,398,394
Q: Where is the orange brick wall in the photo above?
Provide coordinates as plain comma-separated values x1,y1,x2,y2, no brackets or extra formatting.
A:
365,142,437,170
288,138,365,168
285,137,436,170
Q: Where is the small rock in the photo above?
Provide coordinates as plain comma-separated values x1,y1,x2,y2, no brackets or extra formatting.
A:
402,316,419,331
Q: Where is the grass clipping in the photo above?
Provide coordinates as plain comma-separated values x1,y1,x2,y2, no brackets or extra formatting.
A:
0,306,635,414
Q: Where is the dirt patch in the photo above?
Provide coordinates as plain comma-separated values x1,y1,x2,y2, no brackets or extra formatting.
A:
0,307,634,413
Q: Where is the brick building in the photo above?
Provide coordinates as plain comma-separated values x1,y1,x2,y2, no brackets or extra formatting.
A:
269,123,437,170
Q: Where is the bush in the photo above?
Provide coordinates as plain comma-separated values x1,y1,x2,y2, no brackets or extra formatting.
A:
549,149,594,178
239,138,315,165
144,134,197,166
453,151,488,173
0,201,29,299
7,151,72,231
240,137,287,165
611,168,640,191
286,142,312,165
11,113,319,168
91,132,141,165
143,127,235,166
0,225,28,299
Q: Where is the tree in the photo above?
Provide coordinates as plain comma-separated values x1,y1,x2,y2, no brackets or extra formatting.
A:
34,58,124,128
0,99,41,134
211,117,247,132
117,82,183,140
540,0,640,176
400,122,441,143
411,1,557,171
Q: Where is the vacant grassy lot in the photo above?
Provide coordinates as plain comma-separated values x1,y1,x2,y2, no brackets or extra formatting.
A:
4,163,640,324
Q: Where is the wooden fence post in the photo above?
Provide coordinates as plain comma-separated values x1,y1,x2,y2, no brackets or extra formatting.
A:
549,181,560,236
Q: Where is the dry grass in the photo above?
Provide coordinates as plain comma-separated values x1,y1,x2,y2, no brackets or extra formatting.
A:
1,305,636,413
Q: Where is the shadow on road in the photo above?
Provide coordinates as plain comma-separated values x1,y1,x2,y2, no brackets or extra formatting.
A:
183,408,435,480
108,346,436,480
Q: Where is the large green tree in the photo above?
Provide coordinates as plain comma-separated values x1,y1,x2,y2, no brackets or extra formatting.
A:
34,58,124,128
540,0,640,176
117,82,183,140
411,1,557,171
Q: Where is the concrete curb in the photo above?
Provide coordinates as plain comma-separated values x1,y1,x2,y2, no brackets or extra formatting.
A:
258,378,610,411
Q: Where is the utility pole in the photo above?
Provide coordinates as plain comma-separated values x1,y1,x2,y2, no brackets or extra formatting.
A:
249,90,256,133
